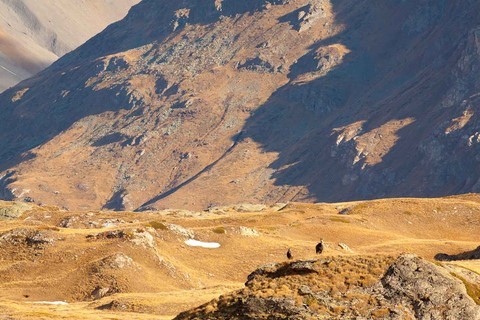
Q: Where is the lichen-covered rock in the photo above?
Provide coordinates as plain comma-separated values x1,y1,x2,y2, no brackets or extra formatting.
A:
0,228,55,247
175,255,480,319
377,254,480,320
0,201,33,220
99,253,135,269
167,224,195,239
238,226,260,237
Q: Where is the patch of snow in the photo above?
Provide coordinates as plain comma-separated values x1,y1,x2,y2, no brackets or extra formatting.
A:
185,239,220,249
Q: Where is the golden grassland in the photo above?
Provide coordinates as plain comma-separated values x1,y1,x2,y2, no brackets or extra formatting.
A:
0,194,478,319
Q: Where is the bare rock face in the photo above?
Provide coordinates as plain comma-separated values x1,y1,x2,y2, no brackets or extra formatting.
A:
377,254,480,320
0,228,55,248
1,1,480,210
0,201,32,219
99,253,135,270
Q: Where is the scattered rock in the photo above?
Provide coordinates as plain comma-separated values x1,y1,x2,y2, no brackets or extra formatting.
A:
91,286,111,300
338,243,352,252
60,214,126,229
101,219,126,228
246,260,318,286
270,203,288,211
96,299,128,311
233,204,267,212
237,57,279,73
172,8,190,31
297,1,328,32
0,202,33,219
87,230,129,240
167,224,195,239
86,228,154,248
239,226,260,237
0,228,55,248
58,216,79,228
105,57,129,72
297,285,313,296
99,253,134,269
130,229,155,248
338,207,352,215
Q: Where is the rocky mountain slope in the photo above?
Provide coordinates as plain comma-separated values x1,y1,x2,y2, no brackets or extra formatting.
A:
0,0,139,92
0,196,478,319
1,0,480,211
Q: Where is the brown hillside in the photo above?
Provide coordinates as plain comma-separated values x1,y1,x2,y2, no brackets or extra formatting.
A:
1,0,480,210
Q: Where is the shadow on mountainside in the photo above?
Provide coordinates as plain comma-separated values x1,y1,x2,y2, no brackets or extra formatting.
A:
239,0,480,203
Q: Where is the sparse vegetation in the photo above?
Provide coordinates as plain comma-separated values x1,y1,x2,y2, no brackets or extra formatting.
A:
303,295,319,310
147,221,168,230
212,226,226,234
329,216,351,223
371,308,391,318
348,202,370,214
451,273,480,305
0,198,478,319
37,225,60,231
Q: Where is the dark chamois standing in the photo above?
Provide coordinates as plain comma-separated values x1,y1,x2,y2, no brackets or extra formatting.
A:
316,240,324,254
287,248,293,260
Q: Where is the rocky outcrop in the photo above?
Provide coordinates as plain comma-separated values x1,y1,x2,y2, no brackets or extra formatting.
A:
0,228,55,248
175,254,480,319
0,201,32,219
377,254,480,320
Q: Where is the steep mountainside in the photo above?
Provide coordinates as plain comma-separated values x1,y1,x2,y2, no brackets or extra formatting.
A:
0,0,139,92
1,0,480,211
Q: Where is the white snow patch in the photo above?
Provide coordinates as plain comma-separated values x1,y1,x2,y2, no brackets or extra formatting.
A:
33,301,69,305
185,239,220,249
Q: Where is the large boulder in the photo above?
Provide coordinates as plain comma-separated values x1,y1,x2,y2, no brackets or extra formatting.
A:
378,254,480,320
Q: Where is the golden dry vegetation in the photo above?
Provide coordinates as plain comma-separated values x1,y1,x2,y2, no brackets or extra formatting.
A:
0,195,478,319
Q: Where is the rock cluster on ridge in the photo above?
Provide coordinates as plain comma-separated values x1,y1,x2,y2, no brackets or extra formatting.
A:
174,254,480,319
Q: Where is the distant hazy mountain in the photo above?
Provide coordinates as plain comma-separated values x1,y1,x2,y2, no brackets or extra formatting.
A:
0,0,139,92
0,0,480,211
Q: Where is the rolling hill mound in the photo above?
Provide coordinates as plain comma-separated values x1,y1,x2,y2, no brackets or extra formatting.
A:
1,0,480,210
